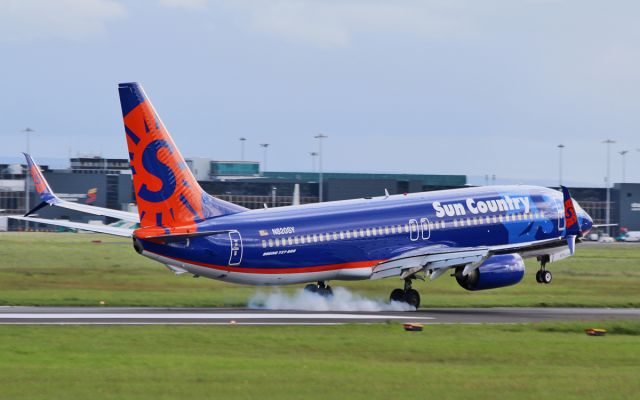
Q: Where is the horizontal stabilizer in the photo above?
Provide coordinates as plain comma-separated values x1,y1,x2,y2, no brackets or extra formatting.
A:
592,223,618,228
8,216,133,237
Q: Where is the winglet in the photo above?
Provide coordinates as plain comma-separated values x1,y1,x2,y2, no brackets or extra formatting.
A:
23,153,60,205
560,186,580,236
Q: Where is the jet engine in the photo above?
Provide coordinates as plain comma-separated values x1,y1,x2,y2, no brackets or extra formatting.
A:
455,254,525,291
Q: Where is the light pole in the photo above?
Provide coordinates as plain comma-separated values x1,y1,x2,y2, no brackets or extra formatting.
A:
557,144,565,187
603,139,615,235
309,152,318,172
619,150,628,183
259,143,269,176
239,137,247,161
314,134,328,202
22,127,35,231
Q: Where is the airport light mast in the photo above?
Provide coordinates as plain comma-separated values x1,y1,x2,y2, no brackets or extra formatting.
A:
314,134,328,202
557,144,565,187
619,150,628,183
22,127,35,231
603,139,615,235
239,137,247,161
309,152,318,172
259,143,269,176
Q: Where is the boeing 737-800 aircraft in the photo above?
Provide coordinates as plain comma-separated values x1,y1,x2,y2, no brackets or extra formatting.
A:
13,83,594,308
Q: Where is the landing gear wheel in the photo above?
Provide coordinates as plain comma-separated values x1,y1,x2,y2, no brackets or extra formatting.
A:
320,285,333,297
404,289,420,309
304,283,319,294
304,282,333,297
541,270,552,284
535,270,543,283
390,289,405,303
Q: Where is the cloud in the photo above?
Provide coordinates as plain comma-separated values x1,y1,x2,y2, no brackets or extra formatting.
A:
0,0,126,43
203,0,475,48
159,0,208,10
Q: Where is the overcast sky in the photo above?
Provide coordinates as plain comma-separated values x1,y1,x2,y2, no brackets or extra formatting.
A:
1,0,639,186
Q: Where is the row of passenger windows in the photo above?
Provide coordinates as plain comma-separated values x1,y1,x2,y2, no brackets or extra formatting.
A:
261,211,548,248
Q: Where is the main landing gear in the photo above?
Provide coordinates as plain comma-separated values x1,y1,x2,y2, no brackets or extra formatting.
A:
389,279,421,308
536,257,553,284
304,281,333,297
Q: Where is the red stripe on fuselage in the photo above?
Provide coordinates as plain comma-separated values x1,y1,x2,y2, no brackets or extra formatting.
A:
146,250,381,274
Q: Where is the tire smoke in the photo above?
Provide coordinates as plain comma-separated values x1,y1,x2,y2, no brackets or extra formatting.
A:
248,286,415,312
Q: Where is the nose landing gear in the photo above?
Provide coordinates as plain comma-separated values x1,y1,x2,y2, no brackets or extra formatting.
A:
304,281,333,297
536,257,553,284
389,279,421,308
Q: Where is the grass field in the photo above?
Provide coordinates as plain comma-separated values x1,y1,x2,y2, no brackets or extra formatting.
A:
1,232,640,308
0,321,639,399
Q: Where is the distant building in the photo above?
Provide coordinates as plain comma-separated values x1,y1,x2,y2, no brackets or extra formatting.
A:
2,155,639,235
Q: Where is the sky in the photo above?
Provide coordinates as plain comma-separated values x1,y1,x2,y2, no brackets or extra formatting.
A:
1,0,639,187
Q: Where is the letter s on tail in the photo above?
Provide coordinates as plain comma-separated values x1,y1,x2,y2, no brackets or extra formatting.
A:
117,82,246,231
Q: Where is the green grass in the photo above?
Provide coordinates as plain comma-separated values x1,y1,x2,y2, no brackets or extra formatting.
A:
1,232,640,307
0,321,639,399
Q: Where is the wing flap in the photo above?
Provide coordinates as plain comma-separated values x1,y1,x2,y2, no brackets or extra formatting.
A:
372,248,489,280
371,237,569,281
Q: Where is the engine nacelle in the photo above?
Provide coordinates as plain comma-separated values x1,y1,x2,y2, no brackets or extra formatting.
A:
455,254,525,291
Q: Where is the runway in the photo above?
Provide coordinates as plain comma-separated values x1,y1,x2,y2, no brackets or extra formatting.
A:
1,307,639,325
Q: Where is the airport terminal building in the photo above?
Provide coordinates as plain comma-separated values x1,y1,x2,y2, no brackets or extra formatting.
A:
1,156,639,234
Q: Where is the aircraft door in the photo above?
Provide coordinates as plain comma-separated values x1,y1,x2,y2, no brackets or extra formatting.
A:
553,198,565,231
420,217,431,240
228,231,243,266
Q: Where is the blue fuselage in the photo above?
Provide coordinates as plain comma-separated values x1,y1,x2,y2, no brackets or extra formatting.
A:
137,185,592,285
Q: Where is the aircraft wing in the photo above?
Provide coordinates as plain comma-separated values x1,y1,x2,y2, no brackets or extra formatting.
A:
22,153,139,223
371,237,569,281
9,216,133,237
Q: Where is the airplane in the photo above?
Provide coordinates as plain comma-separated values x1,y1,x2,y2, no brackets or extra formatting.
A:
11,82,594,309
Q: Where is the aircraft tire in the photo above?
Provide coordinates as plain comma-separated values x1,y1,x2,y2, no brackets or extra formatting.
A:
390,288,405,303
321,285,334,297
542,271,552,284
404,289,420,309
304,284,319,294
535,270,543,283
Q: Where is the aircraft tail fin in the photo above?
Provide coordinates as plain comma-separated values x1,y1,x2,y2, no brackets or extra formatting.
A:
560,186,580,236
23,152,60,207
117,82,247,230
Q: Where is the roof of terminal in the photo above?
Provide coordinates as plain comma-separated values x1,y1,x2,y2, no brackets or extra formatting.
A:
262,171,466,186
